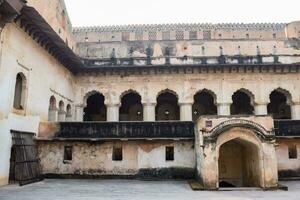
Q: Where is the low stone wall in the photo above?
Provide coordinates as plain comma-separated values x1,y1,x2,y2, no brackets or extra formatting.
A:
37,140,195,179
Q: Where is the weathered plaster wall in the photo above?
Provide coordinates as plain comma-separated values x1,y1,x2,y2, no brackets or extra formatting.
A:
276,138,300,178
0,23,75,186
27,0,76,50
37,140,195,179
77,39,300,59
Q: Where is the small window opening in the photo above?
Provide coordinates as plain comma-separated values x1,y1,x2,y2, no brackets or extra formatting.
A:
112,147,123,161
218,33,222,39
289,145,297,159
166,146,174,161
273,33,277,39
246,34,249,39
64,146,73,162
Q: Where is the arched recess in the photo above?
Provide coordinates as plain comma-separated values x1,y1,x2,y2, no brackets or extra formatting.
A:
84,91,106,121
66,104,72,118
213,121,267,188
267,89,292,119
13,72,27,110
119,90,143,121
230,89,254,115
218,136,261,188
59,101,65,113
48,96,57,121
156,89,179,121
193,89,217,121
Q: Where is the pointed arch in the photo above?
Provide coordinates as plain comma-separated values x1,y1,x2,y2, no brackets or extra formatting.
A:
156,89,179,121
119,90,143,121
193,89,217,121
83,91,106,121
230,89,255,115
267,88,292,119
13,72,27,110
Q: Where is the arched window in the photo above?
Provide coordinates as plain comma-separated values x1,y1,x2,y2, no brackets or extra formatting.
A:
267,90,291,119
119,91,142,121
231,90,254,115
48,96,57,121
84,92,106,121
13,73,26,110
156,90,179,121
59,101,65,113
193,90,217,121
66,104,72,117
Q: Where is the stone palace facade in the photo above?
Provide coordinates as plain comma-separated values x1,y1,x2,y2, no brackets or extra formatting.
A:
0,0,300,190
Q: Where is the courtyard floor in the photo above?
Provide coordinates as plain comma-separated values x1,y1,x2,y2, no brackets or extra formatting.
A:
0,179,299,200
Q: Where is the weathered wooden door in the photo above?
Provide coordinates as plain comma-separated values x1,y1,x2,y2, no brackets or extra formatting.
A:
9,130,43,186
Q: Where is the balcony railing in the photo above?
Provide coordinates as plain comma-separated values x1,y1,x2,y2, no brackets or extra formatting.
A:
55,121,194,139
82,54,300,68
274,120,300,137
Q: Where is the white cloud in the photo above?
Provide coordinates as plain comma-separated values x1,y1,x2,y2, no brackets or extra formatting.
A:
65,0,300,27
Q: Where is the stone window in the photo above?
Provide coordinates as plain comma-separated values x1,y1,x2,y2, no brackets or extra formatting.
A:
246,33,249,39
218,33,222,39
175,31,184,40
273,33,277,39
189,31,198,40
162,31,170,40
63,146,73,162
13,73,26,110
288,145,297,159
148,31,157,40
122,32,130,41
112,147,123,161
166,146,174,161
203,30,211,40
135,31,143,40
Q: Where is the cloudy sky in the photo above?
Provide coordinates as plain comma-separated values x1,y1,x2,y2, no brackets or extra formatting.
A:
65,0,299,27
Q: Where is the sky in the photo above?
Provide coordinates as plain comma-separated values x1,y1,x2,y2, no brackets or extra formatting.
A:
64,0,300,27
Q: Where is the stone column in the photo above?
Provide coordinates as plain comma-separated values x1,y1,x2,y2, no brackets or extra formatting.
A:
291,103,300,120
75,104,84,122
58,111,66,122
254,103,268,116
217,103,231,116
143,103,156,121
48,109,58,122
180,103,193,121
107,104,120,122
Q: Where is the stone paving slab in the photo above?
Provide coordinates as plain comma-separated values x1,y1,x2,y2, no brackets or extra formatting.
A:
0,179,299,200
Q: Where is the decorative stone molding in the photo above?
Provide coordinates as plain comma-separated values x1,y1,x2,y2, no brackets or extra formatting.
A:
203,119,275,142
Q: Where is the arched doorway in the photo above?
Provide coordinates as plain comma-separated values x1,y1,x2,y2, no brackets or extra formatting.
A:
193,90,217,121
218,138,260,187
267,90,291,119
84,92,106,121
231,90,254,115
119,91,143,121
156,90,179,121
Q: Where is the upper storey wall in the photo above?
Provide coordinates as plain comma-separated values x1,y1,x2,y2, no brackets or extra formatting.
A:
26,0,76,51
73,22,300,59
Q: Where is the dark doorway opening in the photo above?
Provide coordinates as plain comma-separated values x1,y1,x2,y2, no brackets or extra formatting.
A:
231,91,254,115
193,90,217,121
156,91,179,121
267,90,291,119
84,93,106,121
119,92,143,121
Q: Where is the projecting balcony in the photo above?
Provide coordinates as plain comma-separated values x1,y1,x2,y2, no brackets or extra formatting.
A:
38,121,195,141
274,120,300,138
82,54,300,68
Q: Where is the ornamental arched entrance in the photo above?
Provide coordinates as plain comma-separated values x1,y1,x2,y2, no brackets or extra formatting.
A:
196,117,278,190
